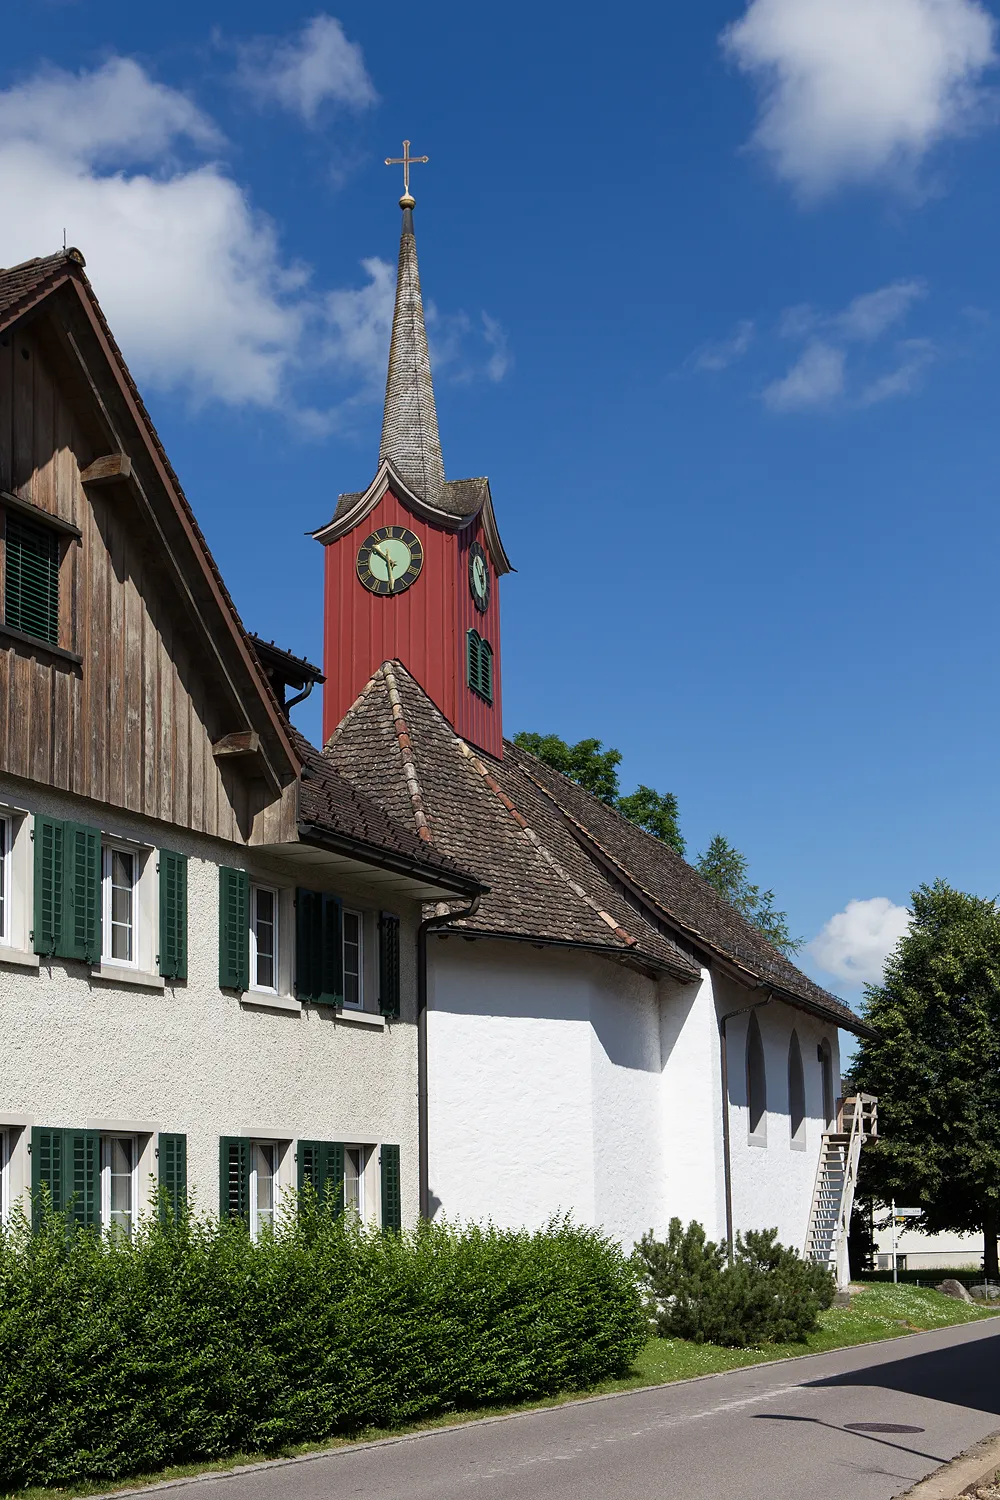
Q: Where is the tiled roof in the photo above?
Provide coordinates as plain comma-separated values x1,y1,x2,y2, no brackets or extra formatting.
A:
330,474,489,529
325,666,703,984
325,662,864,1030
293,726,483,894
379,206,445,505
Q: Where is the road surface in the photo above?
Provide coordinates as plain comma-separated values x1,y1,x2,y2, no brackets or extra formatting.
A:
183,1319,1000,1500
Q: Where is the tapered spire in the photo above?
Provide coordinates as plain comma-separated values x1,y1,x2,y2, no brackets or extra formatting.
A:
379,189,446,506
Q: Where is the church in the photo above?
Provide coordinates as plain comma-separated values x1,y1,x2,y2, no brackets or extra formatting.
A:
312,159,876,1279
0,156,874,1285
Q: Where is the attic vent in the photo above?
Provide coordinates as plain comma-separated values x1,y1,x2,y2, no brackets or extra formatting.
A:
5,513,59,645
466,629,494,706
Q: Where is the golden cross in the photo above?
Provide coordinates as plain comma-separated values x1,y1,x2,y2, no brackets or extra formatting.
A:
385,140,429,201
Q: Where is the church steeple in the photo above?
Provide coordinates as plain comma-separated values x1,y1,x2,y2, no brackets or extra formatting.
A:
379,166,445,506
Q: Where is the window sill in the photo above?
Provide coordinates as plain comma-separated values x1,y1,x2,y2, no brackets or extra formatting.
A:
790,1138,807,1152
241,992,302,1015
91,964,165,991
0,946,40,970
0,625,83,667
336,1008,385,1030
748,1135,768,1149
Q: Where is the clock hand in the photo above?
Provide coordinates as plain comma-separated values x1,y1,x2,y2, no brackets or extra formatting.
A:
385,554,395,593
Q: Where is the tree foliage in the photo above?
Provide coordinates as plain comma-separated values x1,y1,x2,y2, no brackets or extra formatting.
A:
848,880,1000,1279
695,835,802,955
633,1218,833,1347
513,731,685,855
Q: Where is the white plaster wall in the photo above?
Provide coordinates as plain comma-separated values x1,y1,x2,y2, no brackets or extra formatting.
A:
721,981,841,1253
0,775,420,1226
659,969,725,1240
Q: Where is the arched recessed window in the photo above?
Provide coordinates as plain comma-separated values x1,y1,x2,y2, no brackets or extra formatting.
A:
788,1031,805,1148
746,1012,767,1144
818,1038,835,1129
466,629,494,705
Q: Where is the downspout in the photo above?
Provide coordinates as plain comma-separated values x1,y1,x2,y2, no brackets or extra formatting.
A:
719,991,773,1262
417,896,481,1220
285,679,315,713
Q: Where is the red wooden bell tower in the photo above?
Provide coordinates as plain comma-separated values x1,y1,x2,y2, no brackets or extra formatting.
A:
313,181,512,760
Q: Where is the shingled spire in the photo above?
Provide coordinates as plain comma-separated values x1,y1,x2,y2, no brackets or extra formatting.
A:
379,189,446,507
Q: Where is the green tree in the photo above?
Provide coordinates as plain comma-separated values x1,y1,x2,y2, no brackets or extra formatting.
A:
849,880,1000,1280
513,732,685,854
513,732,622,804
695,835,802,955
616,786,685,857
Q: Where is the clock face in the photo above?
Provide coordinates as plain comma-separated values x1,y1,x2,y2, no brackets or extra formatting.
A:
469,540,490,613
357,525,424,596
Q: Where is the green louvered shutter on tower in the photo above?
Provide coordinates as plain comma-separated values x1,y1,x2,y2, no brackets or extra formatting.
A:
218,867,249,991
158,851,188,980
295,889,343,1004
219,1137,250,1223
5,513,59,645
379,913,401,1018
466,629,480,697
62,823,101,962
380,1144,401,1233
297,1140,345,1215
32,815,64,955
158,1133,188,1223
479,639,494,706
31,1126,65,1224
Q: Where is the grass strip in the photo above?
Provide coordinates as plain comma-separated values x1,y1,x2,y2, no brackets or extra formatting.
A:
8,1284,998,1500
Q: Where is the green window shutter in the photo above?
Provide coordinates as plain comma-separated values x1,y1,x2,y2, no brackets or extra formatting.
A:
32,815,64,955
5,513,59,645
297,1139,345,1215
158,1133,187,1223
380,1143,402,1232
31,1126,66,1224
60,823,101,963
479,639,494,706
295,890,343,1004
379,913,401,1018
67,1131,101,1230
158,851,188,980
219,1136,250,1223
219,867,249,991
466,629,480,696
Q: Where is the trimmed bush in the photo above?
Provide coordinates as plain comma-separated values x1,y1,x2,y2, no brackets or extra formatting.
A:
633,1219,834,1347
0,1199,644,1491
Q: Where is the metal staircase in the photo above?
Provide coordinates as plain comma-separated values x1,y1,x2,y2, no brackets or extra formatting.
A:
805,1094,877,1290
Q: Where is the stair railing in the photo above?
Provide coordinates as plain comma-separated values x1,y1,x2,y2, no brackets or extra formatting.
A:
807,1093,878,1291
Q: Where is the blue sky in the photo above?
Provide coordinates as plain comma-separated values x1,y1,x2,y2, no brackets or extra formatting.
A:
3,0,1000,1012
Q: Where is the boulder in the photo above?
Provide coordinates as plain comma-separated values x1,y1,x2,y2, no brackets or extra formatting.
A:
936,1278,973,1301
968,1284,1000,1300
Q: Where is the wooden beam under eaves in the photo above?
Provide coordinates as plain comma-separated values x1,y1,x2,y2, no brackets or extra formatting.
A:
80,453,132,486
213,730,262,761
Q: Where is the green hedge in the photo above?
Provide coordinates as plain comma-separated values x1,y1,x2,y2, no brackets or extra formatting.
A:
0,1201,645,1491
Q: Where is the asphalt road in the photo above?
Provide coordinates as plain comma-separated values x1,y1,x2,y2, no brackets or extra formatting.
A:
186,1320,1000,1500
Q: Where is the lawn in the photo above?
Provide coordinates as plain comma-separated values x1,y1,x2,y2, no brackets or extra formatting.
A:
8,1285,998,1500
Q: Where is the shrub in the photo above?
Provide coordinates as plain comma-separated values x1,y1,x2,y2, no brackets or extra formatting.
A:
633,1219,834,1347
0,1199,645,1490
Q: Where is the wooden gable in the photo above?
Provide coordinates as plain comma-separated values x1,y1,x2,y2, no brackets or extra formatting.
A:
0,259,299,846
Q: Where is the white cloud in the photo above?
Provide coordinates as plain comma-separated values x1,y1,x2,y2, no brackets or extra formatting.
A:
763,340,845,410
0,57,506,418
836,279,927,340
722,0,998,194
859,337,935,402
237,15,377,122
693,319,756,372
809,897,911,984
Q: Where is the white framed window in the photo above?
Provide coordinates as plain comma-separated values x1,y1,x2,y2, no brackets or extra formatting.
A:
250,884,278,993
343,909,363,1008
344,1145,368,1215
250,1139,278,1238
101,1134,138,1237
102,844,138,966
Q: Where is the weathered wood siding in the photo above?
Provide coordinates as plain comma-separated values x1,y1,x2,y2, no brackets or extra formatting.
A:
0,324,295,846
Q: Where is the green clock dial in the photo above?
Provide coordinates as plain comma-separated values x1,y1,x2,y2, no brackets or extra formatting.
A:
357,525,424,596
469,540,490,613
